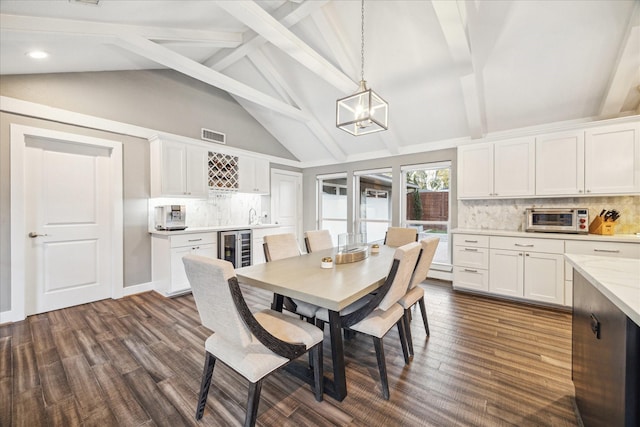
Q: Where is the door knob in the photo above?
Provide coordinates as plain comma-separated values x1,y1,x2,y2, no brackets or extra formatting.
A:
28,232,48,238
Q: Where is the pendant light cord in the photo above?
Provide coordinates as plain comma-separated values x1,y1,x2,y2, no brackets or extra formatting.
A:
360,0,365,82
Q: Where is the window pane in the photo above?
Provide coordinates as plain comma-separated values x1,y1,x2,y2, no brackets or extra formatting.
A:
318,176,347,246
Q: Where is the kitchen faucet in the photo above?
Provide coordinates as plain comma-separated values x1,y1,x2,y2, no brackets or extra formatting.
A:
248,208,257,225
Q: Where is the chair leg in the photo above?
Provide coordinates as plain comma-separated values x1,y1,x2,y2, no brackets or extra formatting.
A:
312,342,324,402
195,351,216,420
372,336,390,400
396,319,410,365
245,380,263,427
404,308,414,356
418,297,430,337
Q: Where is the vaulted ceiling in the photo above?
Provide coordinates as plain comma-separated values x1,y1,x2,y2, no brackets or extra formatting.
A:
1,0,638,166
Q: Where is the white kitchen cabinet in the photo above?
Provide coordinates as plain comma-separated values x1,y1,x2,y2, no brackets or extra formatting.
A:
452,234,490,292
489,236,564,305
152,232,217,296
150,137,208,198
535,130,584,196
239,156,270,194
457,137,534,199
584,123,640,195
251,226,282,265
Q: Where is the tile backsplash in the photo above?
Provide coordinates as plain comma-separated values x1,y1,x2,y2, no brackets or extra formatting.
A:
149,192,268,229
458,196,640,234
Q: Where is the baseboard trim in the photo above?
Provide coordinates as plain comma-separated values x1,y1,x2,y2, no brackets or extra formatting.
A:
122,281,155,297
0,309,18,325
428,270,452,281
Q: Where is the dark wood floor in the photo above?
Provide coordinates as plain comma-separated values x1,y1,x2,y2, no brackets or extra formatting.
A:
0,280,579,426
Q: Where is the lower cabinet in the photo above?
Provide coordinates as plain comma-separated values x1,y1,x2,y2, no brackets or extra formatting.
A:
251,226,282,265
452,234,489,292
152,232,217,297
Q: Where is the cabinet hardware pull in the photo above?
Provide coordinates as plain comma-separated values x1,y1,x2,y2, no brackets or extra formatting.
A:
593,249,620,253
463,268,478,273
464,240,478,243
514,244,534,247
464,248,478,252
188,238,203,242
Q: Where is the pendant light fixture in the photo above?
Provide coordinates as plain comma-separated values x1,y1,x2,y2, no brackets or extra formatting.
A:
336,0,388,136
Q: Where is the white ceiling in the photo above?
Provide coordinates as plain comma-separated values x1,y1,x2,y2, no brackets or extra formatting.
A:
1,0,639,166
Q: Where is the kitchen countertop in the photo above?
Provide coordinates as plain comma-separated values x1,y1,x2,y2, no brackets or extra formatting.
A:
150,223,280,236
565,254,640,326
452,228,640,244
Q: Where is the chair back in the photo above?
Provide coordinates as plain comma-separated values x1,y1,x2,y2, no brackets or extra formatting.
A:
304,230,333,252
263,233,301,261
409,237,440,290
182,255,253,347
377,242,422,311
384,227,418,247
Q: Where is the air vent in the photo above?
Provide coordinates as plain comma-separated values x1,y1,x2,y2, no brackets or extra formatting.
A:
201,128,226,145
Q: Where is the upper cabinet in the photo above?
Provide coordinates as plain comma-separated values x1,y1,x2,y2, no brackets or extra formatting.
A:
459,120,640,199
458,137,535,199
150,137,208,198
238,156,270,194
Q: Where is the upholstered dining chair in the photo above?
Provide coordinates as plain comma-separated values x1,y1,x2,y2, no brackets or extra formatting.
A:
384,227,418,247
304,229,334,253
315,241,422,399
182,255,324,427
263,233,319,320
398,237,440,355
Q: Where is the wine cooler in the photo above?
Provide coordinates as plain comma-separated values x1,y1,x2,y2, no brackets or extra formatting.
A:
218,230,252,268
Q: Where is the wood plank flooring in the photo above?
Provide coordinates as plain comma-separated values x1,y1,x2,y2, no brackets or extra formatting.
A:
0,280,578,426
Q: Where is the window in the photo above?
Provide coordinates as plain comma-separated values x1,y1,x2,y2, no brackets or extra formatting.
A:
401,162,452,267
317,173,347,245
355,168,393,243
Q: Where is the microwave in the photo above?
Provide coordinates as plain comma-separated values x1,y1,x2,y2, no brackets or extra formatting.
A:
525,208,588,234
155,205,187,231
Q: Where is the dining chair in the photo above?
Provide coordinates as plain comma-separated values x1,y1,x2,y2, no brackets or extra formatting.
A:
182,255,324,427
384,227,418,247
398,237,440,355
315,241,422,399
304,229,334,253
263,233,319,320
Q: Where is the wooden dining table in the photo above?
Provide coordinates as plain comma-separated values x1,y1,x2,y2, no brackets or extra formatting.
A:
235,244,396,401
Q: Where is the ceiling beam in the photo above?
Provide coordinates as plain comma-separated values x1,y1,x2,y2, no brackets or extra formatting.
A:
432,0,486,139
599,2,640,117
247,49,347,161
214,1,357,93
205,0,329,71
0,13,242,47
310,5,358,81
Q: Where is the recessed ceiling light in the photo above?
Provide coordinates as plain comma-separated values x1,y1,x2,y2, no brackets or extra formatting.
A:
26,51,49,59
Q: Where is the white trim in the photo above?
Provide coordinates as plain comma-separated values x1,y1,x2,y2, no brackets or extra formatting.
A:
353,167,393,176
10,124,124,320
316,172,348,180
401,161,452,172
0,309,18,324
122,281,155,297
427,270,452,282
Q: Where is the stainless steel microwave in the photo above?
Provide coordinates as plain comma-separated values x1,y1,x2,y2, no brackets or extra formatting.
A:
525,208,588,234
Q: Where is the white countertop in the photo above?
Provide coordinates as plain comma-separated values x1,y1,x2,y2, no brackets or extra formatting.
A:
565,254,640,326
452,228,640,244
150,223,280,235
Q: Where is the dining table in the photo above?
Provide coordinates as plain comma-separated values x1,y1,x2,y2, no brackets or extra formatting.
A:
235,244,396,401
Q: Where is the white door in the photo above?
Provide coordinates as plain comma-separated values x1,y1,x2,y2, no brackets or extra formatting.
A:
271,169,302,243
23,136,114,315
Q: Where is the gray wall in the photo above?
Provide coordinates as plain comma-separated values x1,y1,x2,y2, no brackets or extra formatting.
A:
0,69,299,314
302,148,458,234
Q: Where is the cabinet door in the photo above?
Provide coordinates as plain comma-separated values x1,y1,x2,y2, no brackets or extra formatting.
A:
254,158,270,193
493,137,535,197
585,123,640,194
161,140,187,196
523,252,564,304
170,246,192,294
457,143,493,199
536,131,584,195
186,146,208,198
252,238,266,265
239,156,270,194
489,249,524,297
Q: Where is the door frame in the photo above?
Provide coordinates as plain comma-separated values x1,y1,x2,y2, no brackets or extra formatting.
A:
10,124,123,321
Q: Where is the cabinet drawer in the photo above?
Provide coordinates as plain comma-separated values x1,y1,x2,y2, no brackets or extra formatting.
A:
565,240,640,259
453,245,489,269
490,236,564,254
453,234,489,248
453,267,489,292
170,232,216,248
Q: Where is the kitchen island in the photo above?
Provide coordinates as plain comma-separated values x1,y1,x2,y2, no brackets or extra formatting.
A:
565,254,639,427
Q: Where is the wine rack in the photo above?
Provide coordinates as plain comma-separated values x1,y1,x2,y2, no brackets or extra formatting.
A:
208,151,239,191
